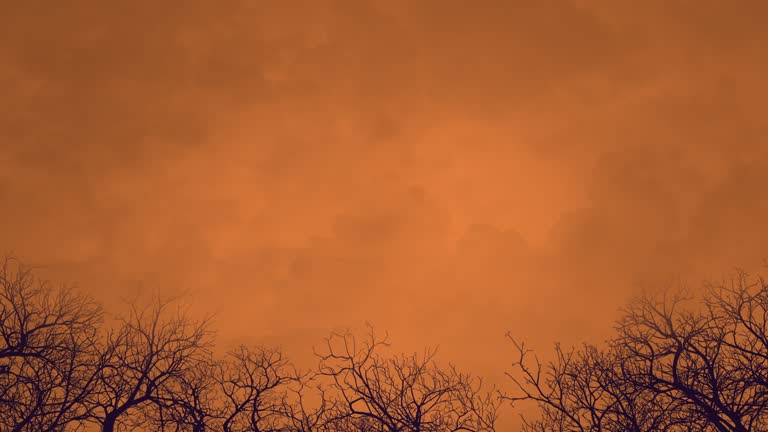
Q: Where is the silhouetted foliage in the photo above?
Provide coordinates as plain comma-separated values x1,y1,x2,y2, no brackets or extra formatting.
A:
0,257,497,432
316,327,500,432
0,257,102,432
506,271,768,432
217,345,299,432
87,295,214,432
16,253,768,431
148,357,219,432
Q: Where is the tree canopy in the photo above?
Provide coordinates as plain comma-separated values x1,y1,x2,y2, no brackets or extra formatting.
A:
4,254,768,432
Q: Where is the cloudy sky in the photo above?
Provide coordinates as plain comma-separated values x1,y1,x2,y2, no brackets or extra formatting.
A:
2,2,768,420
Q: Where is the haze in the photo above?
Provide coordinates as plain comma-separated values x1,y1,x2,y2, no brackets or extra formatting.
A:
2,0,767,405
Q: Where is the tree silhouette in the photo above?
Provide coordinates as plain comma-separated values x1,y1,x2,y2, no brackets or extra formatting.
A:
316,327,499,432
0,257,103,432
505,337,695,432
87,294,213,432
506,271,768,432
147,357,219,432
216,345,299,432
17,255,768,431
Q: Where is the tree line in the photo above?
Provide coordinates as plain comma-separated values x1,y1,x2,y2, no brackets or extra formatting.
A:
3,255,768,431
0,256,498,432
506,271,768,432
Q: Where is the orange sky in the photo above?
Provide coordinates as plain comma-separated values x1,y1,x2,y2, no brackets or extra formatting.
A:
2,1,768,424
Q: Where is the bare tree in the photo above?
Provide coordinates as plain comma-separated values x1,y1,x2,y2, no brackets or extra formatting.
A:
87,294,213,432
506,271,768,432
504,337,696,432
147,356,220,432
316,327,499,432
4,256,502,432
617,274,768,432
279,372,339,432
0,256,102,432
215,345,298,432
702,271,768,429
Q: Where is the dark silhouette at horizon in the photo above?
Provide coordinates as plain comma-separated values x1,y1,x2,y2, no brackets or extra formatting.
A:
4,254,768,431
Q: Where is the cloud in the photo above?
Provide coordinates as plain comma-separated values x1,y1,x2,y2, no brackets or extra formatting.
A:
2,7,767,427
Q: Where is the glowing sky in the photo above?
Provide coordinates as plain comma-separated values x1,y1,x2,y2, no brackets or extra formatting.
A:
2,3,768,421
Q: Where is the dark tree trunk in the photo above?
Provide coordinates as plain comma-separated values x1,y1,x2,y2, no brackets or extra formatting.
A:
102,414,117,432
